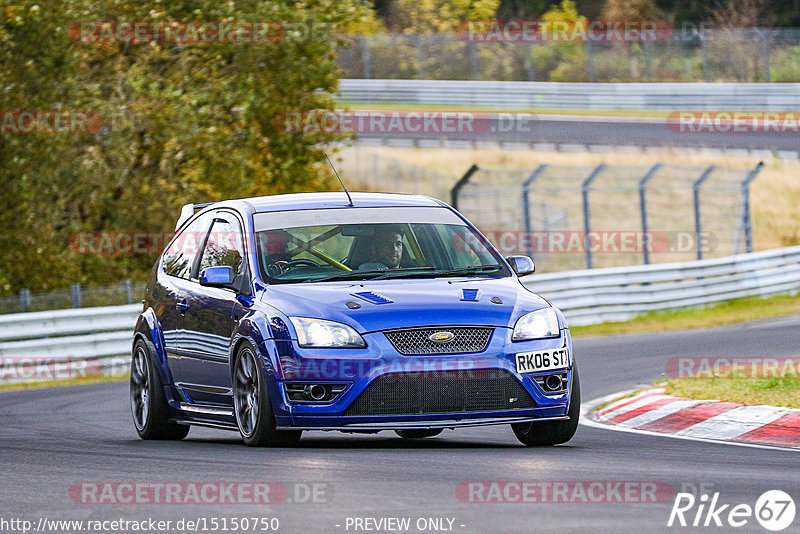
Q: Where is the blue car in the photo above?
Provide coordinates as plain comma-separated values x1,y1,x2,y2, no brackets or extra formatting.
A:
131,192,579,446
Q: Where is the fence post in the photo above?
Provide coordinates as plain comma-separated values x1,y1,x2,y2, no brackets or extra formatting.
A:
741,161,765,254
638,163,663,265
414,34,425,79
521,165,549,257
693,165,716,260
700,35,710,82
360,35,372,79
123,279,133,304
469,41,479,80
451,164,480,211
582,164,606,269
525,44,536,81
70,283,82,309
19,288,30,313
585,41,596,82
754,28,771,82
391,159,400,191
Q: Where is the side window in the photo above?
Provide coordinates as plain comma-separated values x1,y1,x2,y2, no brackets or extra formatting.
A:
198,215,245,274
434,225,490,269
163,213,212,279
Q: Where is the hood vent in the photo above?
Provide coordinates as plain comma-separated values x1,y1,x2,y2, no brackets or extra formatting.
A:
352,291,393,305
460,288,480,302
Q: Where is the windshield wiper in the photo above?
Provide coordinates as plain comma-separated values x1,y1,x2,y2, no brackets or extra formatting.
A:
304,267,431,283
371,267,436,280
428,264,504,277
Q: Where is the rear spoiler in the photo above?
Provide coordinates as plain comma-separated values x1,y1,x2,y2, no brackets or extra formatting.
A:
175,202,215,231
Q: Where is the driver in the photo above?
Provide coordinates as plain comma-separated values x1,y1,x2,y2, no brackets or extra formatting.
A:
364,225,404,270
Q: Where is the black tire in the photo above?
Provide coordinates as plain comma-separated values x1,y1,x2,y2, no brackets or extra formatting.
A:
130,339,190,440
395,429,444,439
512,365,580,446
233,343,302,447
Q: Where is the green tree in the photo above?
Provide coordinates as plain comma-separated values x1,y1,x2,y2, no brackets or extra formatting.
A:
0,0,371,294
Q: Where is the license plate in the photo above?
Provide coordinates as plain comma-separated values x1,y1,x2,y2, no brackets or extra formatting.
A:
515,348,570,374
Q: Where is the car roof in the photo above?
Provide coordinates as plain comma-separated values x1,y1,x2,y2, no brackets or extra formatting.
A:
220,192,447,214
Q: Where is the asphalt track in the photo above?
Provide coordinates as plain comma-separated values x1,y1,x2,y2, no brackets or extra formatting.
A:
357,114,800,151
1,315,799,533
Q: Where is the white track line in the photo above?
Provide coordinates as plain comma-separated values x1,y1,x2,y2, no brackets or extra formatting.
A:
674,405,793,440
616,399,702,428
580,390,800,453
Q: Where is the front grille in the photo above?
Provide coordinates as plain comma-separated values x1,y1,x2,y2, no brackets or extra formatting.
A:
344,369,536,416
384,326,493,355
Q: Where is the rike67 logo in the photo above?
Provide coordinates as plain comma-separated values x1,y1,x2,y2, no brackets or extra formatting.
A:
668,490,795,531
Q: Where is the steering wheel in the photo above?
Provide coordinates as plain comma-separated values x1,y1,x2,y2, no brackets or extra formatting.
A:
285,259,319,269
267,259,319,277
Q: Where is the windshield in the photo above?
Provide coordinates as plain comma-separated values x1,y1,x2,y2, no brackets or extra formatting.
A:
252,207,510,283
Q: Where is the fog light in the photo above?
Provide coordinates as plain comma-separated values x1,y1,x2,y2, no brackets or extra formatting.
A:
304,384,328,401
533,372,568,394
285,382,348,403
545,374,563,391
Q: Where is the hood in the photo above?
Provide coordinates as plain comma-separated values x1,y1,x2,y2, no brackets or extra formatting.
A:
257,277,549,333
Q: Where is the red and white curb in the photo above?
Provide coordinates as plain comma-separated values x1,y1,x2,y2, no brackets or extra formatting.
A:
582,388,800,451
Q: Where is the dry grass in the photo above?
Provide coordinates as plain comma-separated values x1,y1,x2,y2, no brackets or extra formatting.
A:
664,378,800,409
338,145,800,252
0,373,127,391
571,293,800,337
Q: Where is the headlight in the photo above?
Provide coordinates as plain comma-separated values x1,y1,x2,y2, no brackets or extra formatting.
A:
289,317,366,348
512,308,560,341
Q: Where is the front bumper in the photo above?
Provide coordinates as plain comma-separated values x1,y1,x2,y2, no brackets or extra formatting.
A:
278,415,570,431
269,326,575,430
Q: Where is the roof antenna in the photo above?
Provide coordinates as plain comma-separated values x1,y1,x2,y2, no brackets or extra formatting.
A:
324,152,354,207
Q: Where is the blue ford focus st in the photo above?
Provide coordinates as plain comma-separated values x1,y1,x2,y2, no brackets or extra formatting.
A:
131,192,579,446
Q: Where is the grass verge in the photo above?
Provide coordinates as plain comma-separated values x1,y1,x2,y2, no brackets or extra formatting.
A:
663,378,800,409
571,293,800,337
0,373,127,392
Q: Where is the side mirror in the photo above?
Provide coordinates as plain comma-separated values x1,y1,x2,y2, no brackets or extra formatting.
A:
200,266,235,288
506,255,535,277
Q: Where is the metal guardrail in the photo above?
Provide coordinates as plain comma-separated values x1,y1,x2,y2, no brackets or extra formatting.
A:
338,79,800,111
524,245,800,325
0,304,140,342
0,305,139,385
1,246,799,383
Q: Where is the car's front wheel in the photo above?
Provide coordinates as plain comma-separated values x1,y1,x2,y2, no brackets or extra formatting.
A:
130,339,189,440
512,365,580,446
233,343,302,447
395,429,443,439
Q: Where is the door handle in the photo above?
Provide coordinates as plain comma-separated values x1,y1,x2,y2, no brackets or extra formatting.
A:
176,301,190,313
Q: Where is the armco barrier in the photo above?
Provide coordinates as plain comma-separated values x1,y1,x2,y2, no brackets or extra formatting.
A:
1,246,799,383
0,305,139,385
523,245,800,325
338,79,800,111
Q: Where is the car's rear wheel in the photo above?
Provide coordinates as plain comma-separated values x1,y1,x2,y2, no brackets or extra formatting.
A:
130,339,189,440
394,429,443,439
512,365,580,446
233,344,302,447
